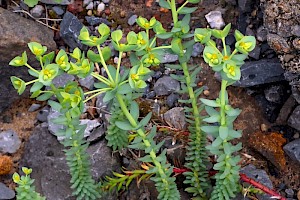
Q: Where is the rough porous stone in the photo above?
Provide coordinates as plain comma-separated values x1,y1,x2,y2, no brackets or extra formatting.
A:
0,182,15,200
154,76,180,96
0,130,21,154
288,106,300,131
233,59,285,87
20,126,120,200
60,12,86,50
283,139,300,164
163,107,186,130
0,8,55,113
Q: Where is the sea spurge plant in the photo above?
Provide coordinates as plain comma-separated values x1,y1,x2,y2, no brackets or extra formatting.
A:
13,167,45,200
196,24,256,199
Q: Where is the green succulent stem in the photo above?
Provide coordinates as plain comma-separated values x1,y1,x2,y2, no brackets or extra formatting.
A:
116,51,123,83
177,1,189,13
97,45,114,83
25,79,38,86
149,37,157,48
228,49,238,60
170,0,178,24
181,62,201,134
221,38,227,56
152,45,172,50
38,55,44,69
25,63,39,74
116,93,177,199
220,80,228,126
91,72,111,86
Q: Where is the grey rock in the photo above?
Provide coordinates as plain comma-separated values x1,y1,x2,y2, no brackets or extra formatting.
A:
79,75,94,90
163,107,186,130
85,16,111,26
283,139,300,164
80,119,101,138
238,0,253,13
240,165,273,200
153,71,163,79
52,6,64,16
30,5,44,18
285,188,294,198
87,124,106,142
60,12,86,50
232,193,250,200
0,182,15,200
0,130,21,153
257,26,268,42
291,25,300,37
154,76,180,96
161,50,178,64
52,73,75,88
166,93,179,108
248,46,261,60
0,8,55,113
288,106,300,131
145,91,156,99
83,0,92,6
267,34,292,54
264,85,284,104
37,106,50,122
20,125,120,200
96,93,110,116
233,59,285,87
192,43,204,57
128,14,137,26
225,34,235,46
86,1,93,9
47,108,65,137
102,0,110,3
97,2,105,13
205,11,225,29
291,86,300,104
28,103,42,112
41,0,73,5
276,95,297,124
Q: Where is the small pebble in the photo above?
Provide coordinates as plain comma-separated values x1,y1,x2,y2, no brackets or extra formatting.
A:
260,123,268,132
83,0,92,6
297,190,300,200
87,10,93,16
28,103,41,112
0,155,13,175
128,14,137,26
52,6,64,16
102,0,110,3
120,10,126,18
294,133,299,139
104,8,111,15
285,188,294,198
97,2,105,13
30,5,45,18
113,57,119,64
203,90,210,96
86,2,94,10
205,10,225,29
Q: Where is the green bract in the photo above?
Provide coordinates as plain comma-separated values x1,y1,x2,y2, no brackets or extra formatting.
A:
111,31,137,52
11,76,26,95
194,28,211,44
70,48,81,61
129,65,147,89
136,17,157,30
203,46,223,67
56,49,70,71
39,64,59,86
136,31,148,51
142,52,160,67
9,51,28,67
222,61,241,80
28,42,47,56
235,36,256,54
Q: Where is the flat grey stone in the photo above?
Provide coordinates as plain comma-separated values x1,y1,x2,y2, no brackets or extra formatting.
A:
154,76,180,96
283,139,300,164
60,12,86,50
20,125,120,200
40,0,73,5
0,182,15,200
0,130,21,153
233,59,285,87
288,106,300,131
240,165,273,200
128,14,137,26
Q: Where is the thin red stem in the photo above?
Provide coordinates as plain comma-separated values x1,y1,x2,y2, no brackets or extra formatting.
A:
173,168,287,200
